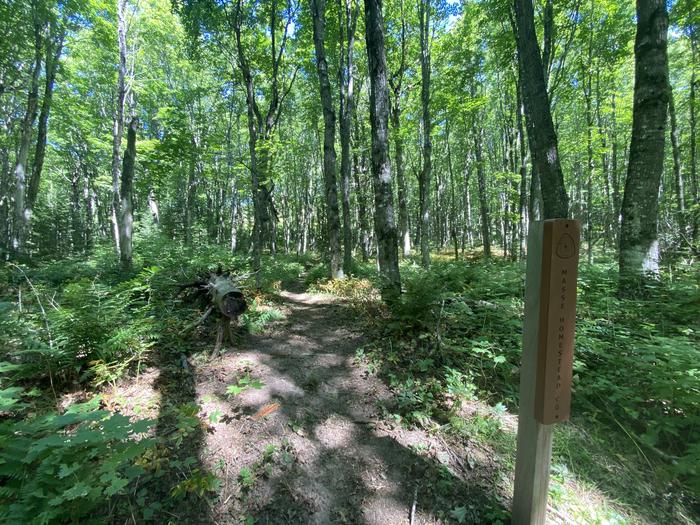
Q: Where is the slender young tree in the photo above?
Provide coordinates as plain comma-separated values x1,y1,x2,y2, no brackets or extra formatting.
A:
364,0,401,302
338,0,358,271
119,117,137,270
668,87,686,236
388,0,410,257
12,2,43,255
619,0,670,291
27,16,65,220
418,0,432,267
311,0,344,278
111,0,128,257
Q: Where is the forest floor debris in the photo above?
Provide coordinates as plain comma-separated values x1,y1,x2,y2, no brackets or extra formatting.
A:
104,281,675,524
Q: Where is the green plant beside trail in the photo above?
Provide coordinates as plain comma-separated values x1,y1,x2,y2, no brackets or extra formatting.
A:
319,255,699,522
0,234,299,523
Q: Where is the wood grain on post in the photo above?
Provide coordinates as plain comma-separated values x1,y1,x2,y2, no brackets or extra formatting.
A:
512,219,580,525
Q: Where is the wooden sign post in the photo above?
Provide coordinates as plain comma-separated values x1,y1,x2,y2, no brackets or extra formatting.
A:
512,219,580,525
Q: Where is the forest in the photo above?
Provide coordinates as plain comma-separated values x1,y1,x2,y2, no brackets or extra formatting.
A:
0,0,698,523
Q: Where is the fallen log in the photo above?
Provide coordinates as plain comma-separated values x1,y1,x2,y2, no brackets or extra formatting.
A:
209,274,247,318
178,266,249,357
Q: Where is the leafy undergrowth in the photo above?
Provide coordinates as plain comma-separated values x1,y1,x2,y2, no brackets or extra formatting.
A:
0,234,302,523
314,253,700,524
1,238,697,523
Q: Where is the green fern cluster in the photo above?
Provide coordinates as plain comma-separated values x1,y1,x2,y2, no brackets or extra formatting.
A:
0,396,155,524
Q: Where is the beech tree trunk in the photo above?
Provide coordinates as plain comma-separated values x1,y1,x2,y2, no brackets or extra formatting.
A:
119,118,137,270
516,75,528,258
514,0,569,219
27,21,64,216
231,0,296,285
112,0,128,257
311,0,344,279
669,87,686,236
353,112,371,261
619,0,669,292
12,12,43,256
389,6,410,258
689,40,698,246
474,123,491,257
364,0,401,303
338,0,358,272
611,92,621,241
418,0,432,268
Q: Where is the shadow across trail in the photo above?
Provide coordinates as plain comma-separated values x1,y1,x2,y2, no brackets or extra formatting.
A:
146,319,218,523
193,289,510,524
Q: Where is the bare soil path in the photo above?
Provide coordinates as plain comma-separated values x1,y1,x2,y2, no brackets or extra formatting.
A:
188,289,502,524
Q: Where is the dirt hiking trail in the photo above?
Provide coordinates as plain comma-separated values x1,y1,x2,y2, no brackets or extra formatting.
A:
187,288,503,524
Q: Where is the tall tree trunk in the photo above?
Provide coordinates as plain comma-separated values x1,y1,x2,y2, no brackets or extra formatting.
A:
446,122,459,260
231,0,296,283
353,113,370,261
584,13,594,263
513,0,569,219
311,0,344,279
119,118,137,270
611,92,621,241
83,165,94,251
364,0,401,303
338,0,357,270
474,123,491,257
184,140,196,245
584,92,594,262
12,11,43,256
595,68,612,249
689,40,698,246
389,6,410,258
338,0,358,272
227,108,239,252
516,74,528,258
27,22,64,216
148,189,159,225
112,0,128,257
418,0,432,268
668,87,686,236
619,0,669,292
70,170,82,252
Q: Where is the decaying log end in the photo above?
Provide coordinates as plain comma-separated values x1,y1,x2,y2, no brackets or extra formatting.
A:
220,290,247,318
179,269,249,321
209,274,247,319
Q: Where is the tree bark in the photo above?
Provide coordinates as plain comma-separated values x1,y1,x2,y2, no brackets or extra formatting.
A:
83,162,94,251
515,74,528,258
689,40,698,245
27,21,65,215
70,169,82,252
418,0,432,268
474,123,491,257
611,92,621,241
119,118,137,270
364,0,401,303
353,111,371,261
668,87,686,236
388,5,410,258
311,0,344,279
12,9,43,256
231,0,297,284
584,13,594,263
513,0,569,219
112,0,128,257
338,0,358,272
619,0,669,292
